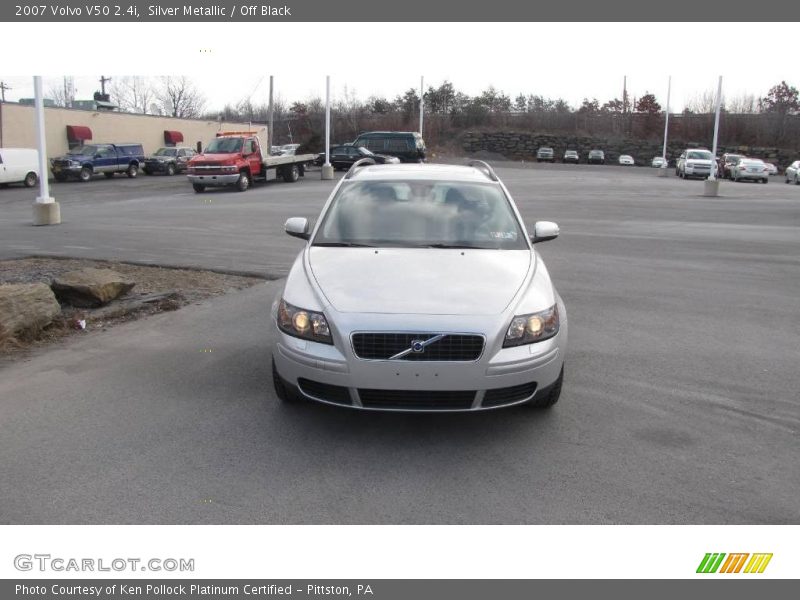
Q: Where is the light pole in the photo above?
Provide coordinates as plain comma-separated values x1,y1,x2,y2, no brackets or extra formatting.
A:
659,76,671,178
32,76,60,226
321,75,333,180
419,76,424,137
704,76,724,196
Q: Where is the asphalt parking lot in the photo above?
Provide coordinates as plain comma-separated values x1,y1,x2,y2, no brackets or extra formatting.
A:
1,164,798,524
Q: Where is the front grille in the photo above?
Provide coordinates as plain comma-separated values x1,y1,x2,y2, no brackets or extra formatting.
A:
298,379,352,406
352,333,484,361
358,389,476,410
482,381,537,408
53,160,71,168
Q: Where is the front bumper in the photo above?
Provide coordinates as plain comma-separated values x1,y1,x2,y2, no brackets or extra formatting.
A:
145,161,175,173
271,304,567,412
186,173,240,186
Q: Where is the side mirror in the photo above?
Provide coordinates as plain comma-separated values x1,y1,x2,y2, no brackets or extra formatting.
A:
531,221,559,244
285,217,310,240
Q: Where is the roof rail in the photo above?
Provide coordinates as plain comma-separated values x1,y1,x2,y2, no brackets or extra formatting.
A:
344,157,377,179
467,159,498,182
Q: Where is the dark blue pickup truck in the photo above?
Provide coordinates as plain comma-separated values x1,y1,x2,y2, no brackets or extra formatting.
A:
51,143,145,182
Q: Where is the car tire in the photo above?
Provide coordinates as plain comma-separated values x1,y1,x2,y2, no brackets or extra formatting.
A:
23,172,38,187
126,164,138,178
236,170,250,192
192,183,206,193
78,167,92,182
527,366,564,409
762,178,768,184
794,175,799,185
166,163,176,176
104,172,115,179
272,358,299,403
282,164,300,183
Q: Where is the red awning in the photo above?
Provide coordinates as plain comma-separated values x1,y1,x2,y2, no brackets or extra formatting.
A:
164,130,184,144
66,125,93,142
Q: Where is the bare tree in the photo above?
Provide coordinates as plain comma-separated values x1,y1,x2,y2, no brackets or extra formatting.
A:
46,84,67,107
155,76,206,118
686,89,724,114
727,93,758,114
110,76,155,114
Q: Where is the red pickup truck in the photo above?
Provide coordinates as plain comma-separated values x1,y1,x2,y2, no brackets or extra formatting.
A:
186,131,315,193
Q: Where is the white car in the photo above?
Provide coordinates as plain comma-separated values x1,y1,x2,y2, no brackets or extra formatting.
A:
764,162,778,176
271,161,568,412
618,155,635,166
676,149,717,179
0,148,39,188
731,158,769,183
785,160,800,185
651,157,667,168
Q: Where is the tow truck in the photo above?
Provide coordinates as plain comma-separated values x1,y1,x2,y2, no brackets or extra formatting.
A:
186,130,315,193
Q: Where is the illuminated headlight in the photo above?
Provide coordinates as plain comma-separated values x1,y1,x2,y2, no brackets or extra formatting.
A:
277,299,332,345
503,304,559,347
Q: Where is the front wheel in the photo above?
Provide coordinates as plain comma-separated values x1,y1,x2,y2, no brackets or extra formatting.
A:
126,164,139,178
78,167,92,182
166,163,176,176
236,171,250,192
24,172,38,187
794,175,800,185
527,366,564,409
192,183,206,193
282,164,300,183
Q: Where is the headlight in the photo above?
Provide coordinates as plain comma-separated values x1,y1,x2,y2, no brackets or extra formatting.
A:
70,160,81,167
277,299,332,345
503,304,559,347
222,165,237,172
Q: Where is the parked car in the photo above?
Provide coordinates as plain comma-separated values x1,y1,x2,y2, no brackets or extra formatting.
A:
676,149,716,179
272,161,567,412
651,156,667,168
279,144,301,156
563,150,579,163
784,160,800,184
763,162,778,176
50,143,145,182
587,149,605,164
731,158,769,183
351,131,426,163
143,147,196,175
618,155,635,166
719,153,744,179
0,148,39,187
536,147,555,162
329,146,400,170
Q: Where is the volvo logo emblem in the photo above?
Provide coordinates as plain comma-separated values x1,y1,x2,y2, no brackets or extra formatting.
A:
388,334,447,360
411,340,425,353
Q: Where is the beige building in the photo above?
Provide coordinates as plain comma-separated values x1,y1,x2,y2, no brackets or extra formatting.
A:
0,102,256,161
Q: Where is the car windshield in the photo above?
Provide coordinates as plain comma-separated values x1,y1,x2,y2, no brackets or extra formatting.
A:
69,145,97,155
313,180,528,250
687,151,712,160
590,150,602,155
566,151,577,155
205,137,243,153
154,148,177,156
741,159,763,165
540,148,553,152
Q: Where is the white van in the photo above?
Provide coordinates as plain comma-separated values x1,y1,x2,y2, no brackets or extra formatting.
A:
0,148,39,187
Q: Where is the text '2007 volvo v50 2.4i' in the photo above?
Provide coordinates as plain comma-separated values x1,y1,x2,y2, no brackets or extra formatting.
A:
271,160,567,412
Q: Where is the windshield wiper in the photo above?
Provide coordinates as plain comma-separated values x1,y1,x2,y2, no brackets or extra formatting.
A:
424,243,493,249
312,242,375,247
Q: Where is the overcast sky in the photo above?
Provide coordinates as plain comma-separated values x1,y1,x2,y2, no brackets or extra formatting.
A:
2,22,797,112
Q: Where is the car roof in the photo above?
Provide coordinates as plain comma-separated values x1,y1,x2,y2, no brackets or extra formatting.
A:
344,163,500,183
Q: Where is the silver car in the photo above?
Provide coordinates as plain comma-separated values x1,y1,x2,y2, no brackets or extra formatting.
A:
731,158,769,183
271,161,567,412
785,160,800,185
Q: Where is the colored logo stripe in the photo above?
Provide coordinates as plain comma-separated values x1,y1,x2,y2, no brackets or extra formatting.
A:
697,553,726,573
697,553,773,574
744,553,773,574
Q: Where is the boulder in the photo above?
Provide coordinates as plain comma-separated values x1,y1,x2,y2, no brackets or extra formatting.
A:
51,268,135,308
0,283,61,338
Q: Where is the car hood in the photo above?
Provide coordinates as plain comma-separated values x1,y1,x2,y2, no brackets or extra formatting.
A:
191,153,239,163
308,248,532,315
58,154,89,161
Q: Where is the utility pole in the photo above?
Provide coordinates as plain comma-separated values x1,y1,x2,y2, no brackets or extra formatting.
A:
267,75,274,152
321,76,333,180
704,76,724,197
659,76,671,177
99,75,111,95
0,81,11,102
419,76,424,136
32,76,60,225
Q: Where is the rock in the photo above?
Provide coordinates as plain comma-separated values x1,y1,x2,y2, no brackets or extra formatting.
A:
51,268,135,308
0,283,61,338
